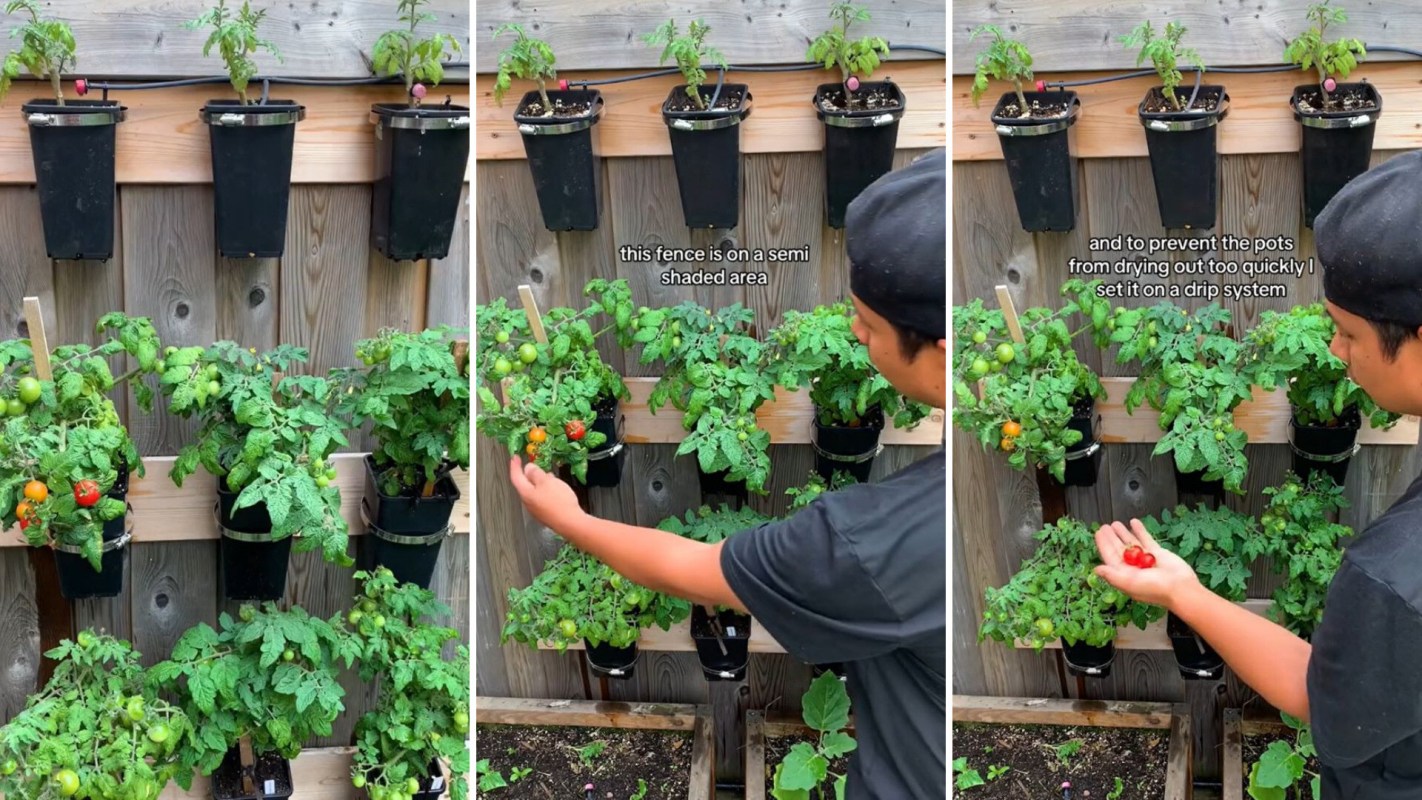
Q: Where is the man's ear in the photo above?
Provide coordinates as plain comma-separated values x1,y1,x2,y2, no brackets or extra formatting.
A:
935,339,948,353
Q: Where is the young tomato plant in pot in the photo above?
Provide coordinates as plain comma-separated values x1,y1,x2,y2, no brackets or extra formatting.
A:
970,24,1079,232
658,503,772,681
501,544,691,679
348,568,470,800
369,0,467,261
187,0,302,258
162,342,355,601
493,24,604,232
1283,1,1375,227
951,280,1108,487
644,18,748,229
1,0,124,260
0,314,161,599
337,327,469,589
475,280,633,490
1121,20,1227,230
1241,303,1398,486
769,672,857,800
0,633,193,800
148,603,359,800
1142,504,1267,679
979,518,1166,678
1260,471,1350,639
768,301,931,483
806,2,900,228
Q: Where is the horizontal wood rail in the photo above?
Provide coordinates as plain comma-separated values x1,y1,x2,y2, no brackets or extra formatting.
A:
536,617,786,655
1013,599,1274,651
0,452,469,547
953,695,1184,729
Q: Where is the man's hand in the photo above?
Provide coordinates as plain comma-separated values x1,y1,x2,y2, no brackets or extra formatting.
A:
1094,519,1201,610
508,457,588,535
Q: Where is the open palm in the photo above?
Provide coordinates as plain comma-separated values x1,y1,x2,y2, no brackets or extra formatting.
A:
1093,519,1201,609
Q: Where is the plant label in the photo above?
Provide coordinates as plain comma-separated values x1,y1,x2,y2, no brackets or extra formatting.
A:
432,776,445,791
264,780,276,795
727,626,738,637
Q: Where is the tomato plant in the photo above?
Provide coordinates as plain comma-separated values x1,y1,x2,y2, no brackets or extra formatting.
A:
1141,504,1268,601
1260,471,1351,638
770,672,857,799
186,0,281,105
0,0,76,105
642,18,726,110
784,470,858,512
1247,712,1320,800
370,0,462,107
491,23,556,110
805,3,890,108
1119,20,1203,111
0,632,193,800
1283,0,1366,111
968,24,1034,114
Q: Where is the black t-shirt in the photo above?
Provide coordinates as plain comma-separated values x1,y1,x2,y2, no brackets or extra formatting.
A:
1308,472,1422,798
720,449,946,799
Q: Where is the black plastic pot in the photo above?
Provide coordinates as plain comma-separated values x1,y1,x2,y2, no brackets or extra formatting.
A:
814,80,905,228
361,455,460,588
1292,82,1381,228
1174,465,1224,497
408,759,449,800
691,606,751,681
584,395,625,488
370,102,470,261
661,83,752,228
1167,612,1225,681
1061,397,1103,488
21,99,125,260
697,466,749,503
1290,405,1361,487
201,99,305,258
53,468,131,600
211,746,294,800
585,640,637,679
216,484,291,601
513,89,604,231
1138,85,1228,229
813,405,883,483
812,662,846,680
1062,640,1114,678
991,90,1081,232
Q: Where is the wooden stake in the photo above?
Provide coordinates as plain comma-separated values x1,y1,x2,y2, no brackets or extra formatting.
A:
22,297,51,380
994,285,1026,344
22,298,69,689
517,285,548,344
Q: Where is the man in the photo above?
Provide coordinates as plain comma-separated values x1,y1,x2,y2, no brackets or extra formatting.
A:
508,150,947,797
1093,151,1422,797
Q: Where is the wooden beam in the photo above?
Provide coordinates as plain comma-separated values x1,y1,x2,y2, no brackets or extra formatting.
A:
1166,706,1193,800
1012,599,1274,651
953,63,1422,161
951,695,1179,729
476,696,701,730
476,61,947,160
535,617,786,655
1222,709,1245,800
0,453,470,546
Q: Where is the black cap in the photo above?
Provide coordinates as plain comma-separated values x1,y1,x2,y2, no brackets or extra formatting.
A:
1316,151,1422,325
846,148,946,339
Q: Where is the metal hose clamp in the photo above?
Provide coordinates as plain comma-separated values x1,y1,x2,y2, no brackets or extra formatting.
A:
822,108,905,129
587,648,640,677
213,504,284,543
585,414,626,462
1298,112,1374,129
1287,429,1361,464
1062,441,1102,462
373,113,471,132
359,499,451,546
811,441,884,464
201,108,306,127
26,109,126,127
665,96,753,132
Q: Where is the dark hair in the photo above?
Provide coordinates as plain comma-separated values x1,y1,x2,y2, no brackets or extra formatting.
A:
888,319,939,362
1370,318,1422,361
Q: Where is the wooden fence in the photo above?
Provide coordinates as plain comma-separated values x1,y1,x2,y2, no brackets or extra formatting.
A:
953,0,1422,780
474,0,946,782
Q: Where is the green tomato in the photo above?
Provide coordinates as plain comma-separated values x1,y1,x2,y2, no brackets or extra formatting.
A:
453,710,469,730
971,331,987,344
147,724,170,744
494,331,510,344
126,697,146,722
995,343,1016,364
16,377,41,404
206,364,219,380
372,614,386,629
511,360,526,373
239,606,256,622
1215,431,1226,441
316,475,331,489
370,786,388,800
1147,336,1158,349
54,769,79,797
970,358,990,377
737,431,748,442
493,357,511,376
671,336,682,349
6,398,24,417
518,343,538,364
989,361,1003,373
208,380,221,396
1034,618,1055,638
406,778,421,794
1,759,15,775
362,599,377,613
282,649,295,662
348,610,364,625
558,619,578,639
352,775,367,789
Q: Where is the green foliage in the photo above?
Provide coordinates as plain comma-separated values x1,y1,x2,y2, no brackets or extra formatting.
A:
657,503,771,544
979,518,1165,649
805,3,890,98
371,0,462,102
952,757,985,791
1120,20,1203,110
1283,0,1365,106
951,280,1107,484
968,24,1033,110
0,313,162,568
0,632,193,800
771,672,856,800
349,568,470,800
148,603,359,774
1241,304,1398,429
643,18,727,110
785,470,857,512
491,23,555,109
476,759,529,792
501,544,691,650
1261,472,1350,637
1055,739,1083,766
186,0,281,105
474,279,633,485
1247,713,1320,800
1141,504,1268,602
161,342,354,566
0,0,76,105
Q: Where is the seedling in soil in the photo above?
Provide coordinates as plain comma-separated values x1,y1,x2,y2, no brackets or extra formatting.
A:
629,778,649,800
1107,776,1126,800
953,757,985,791
492,23,556,112
806,3,890,109
988,765,1010,780
1054,738,1083,766
1283,0,1366,111
643,18,727,110
186,0,282,106
371,0,462,107
1247,713,1320,800
0,0,76,105
771,672,857,799
969,24,1034,116
575,740,605,767
1120,20,1204,111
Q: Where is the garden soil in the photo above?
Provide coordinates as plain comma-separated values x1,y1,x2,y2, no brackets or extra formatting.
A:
952,723,1170,798
760,734,852,795
476,724,692,799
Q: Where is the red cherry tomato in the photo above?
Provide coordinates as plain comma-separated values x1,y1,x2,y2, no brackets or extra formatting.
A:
1122,546,1142,567
73,480,101,508
1137,552,1157,569
564,420,586,441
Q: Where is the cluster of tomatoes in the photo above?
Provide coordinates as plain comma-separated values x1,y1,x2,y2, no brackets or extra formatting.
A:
2,376,42,417
998,420,1022,452
14,478,102,531
1122,545,1157,569
522,420,587,459
488,331,540,377
963,330,1017,380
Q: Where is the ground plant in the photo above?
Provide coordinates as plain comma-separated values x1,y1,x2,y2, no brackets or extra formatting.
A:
0,0,77,104
186,0,281,105
771,672,857,799
805,3,890,108
1247,713,1319,800
643,18,726,109
371,0,461,106
491,23,556,110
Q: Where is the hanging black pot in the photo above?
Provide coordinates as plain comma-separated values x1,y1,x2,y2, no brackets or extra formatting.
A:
1292,82,1381,228
21,99,125,260
1167,611,1224,681
216,484,291,602
200,99,305,258
361,455,460,589
370,102,470,261
211,746,294,800
991,90,1081,232
1289,406,1361,487
1061,397,1103,488
1138,85,1228,229
690,606,751,681
408,759,450,800
814,80,905,228
697,465,749,503
585,640,638,679
813,405,884,483
52,468,132,600
811,662,847,680
584,395,626,488
1062,640,1114,678
661,83,752,228
513,89,604,231
1173,464,1225,497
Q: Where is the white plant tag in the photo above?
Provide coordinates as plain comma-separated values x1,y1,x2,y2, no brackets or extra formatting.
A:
431,776,445,791
264,780,276,795
726,626,738,637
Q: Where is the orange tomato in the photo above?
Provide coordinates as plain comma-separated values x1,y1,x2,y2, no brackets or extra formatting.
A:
1000,438,1015,452
23,480,47,503
16,500,35,520
527,427,548,444
1001,421,1022,438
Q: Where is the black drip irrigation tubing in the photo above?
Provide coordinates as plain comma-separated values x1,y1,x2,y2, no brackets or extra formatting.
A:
74,60,470,102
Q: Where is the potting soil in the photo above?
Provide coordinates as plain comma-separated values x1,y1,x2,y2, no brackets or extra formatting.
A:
817,86,903,113
995,98,1072,119
475,724,692,799
951,722,1169,798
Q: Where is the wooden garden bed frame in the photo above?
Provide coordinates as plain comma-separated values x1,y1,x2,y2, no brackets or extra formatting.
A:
952,696,1192,800
475,697,715,800
1222,708,1301,800
743,709,856,800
